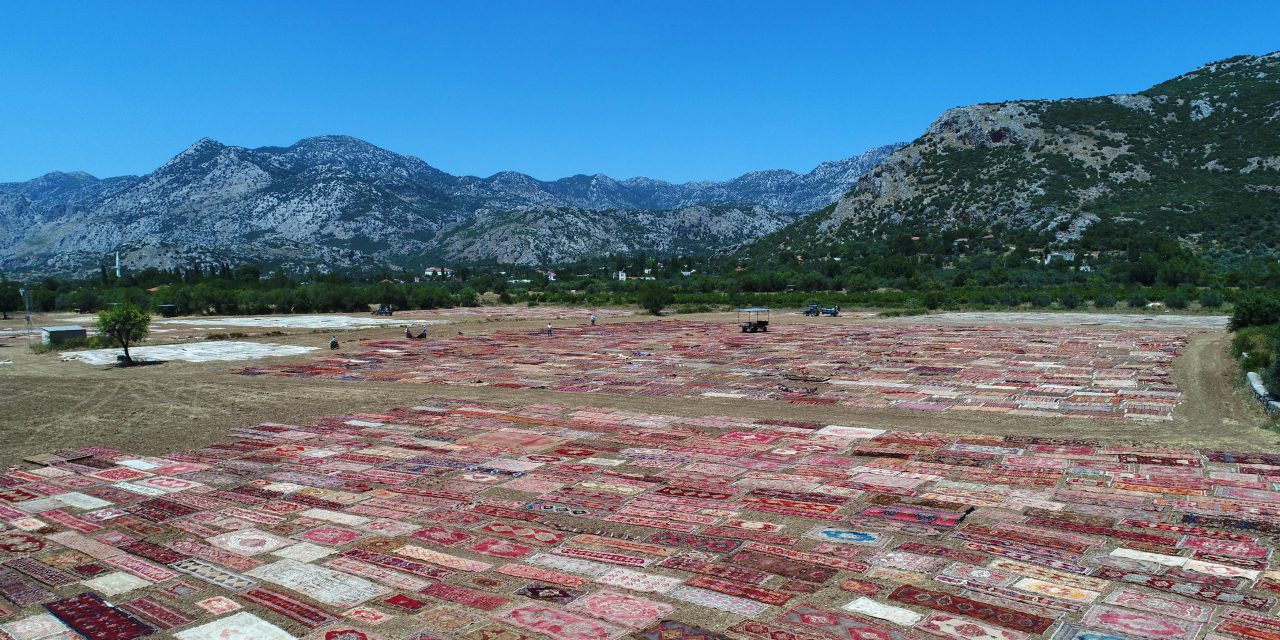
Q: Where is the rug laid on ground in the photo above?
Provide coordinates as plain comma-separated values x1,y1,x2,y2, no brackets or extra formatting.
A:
2,399,1277,640
239,321,1188,421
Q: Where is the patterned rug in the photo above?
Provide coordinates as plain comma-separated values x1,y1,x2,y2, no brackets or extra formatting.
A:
2,399,1278,640
238,320,1188,421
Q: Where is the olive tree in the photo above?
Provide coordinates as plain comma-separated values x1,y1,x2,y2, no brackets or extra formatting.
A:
97,304,151,365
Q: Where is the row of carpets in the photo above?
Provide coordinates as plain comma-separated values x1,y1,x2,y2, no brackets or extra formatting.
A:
2,400,1277,640
239,321,1187,421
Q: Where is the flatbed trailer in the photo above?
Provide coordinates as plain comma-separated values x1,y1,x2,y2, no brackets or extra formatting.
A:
737,308,770,332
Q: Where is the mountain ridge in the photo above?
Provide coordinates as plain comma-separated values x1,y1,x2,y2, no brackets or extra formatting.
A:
754,51,1280,265
0,137,904,275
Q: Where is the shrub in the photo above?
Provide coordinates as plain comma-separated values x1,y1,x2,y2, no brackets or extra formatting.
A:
1231,292,1280,330
1030,293,1052,308
1266,338,1280,396
674,304,713,314
1198,289,1224,309
638,282,674,315
456,287,481,307
1127,292,1149,308
1233,325,1278,374
1058,292,1081,309
879,308,929,318
1164,291,1188,310
1094,293,1117,308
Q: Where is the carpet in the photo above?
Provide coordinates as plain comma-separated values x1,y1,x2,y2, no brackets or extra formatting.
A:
43,592,155,640
4,398,1280,640
888,584,1054,634
1080,605,1201,640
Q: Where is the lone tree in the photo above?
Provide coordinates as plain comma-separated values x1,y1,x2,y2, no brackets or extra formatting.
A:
97,304,151,365
0,281,20,320
637,282,673,316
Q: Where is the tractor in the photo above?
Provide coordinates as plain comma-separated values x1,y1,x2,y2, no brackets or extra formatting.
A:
737,308,770,333
804,303,840,317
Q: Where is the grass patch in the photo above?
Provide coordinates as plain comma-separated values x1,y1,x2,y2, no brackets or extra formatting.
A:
1231,325,1278,373
674,304,714,314
28,337,108,353
879,308,930,318
205,332,249,341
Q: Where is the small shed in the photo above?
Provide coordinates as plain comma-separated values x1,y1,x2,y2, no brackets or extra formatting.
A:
42,325,87,345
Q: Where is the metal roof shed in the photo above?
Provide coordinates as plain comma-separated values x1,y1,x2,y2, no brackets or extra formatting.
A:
41,325,87,345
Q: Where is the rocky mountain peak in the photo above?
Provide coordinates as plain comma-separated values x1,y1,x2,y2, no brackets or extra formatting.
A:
0,136,902,274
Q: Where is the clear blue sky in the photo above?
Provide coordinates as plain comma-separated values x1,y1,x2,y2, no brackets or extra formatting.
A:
1,1,1276,183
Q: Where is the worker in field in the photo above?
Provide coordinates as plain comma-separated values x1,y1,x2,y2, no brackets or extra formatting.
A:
329,336,340,349
590,313,597,326
417,325,428,339
546,323,553,336
405,326,413,339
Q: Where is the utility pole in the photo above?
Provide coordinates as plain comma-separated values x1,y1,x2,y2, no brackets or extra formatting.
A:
19,287,32,344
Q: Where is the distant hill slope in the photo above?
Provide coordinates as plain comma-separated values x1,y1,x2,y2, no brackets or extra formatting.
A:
0,137,902,275
756,52,1280,263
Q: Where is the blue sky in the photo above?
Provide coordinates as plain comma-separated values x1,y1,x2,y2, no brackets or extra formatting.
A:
1,1,1276,183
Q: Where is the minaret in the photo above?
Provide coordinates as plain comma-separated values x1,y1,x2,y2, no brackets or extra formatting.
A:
115,251,121,278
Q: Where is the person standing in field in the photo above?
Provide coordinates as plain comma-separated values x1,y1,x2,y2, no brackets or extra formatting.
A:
590,314,597,326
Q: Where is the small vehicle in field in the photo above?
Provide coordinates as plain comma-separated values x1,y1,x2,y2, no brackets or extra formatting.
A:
372,305,394,316
803,303,821,316
804,303,839,317
737,308,770,333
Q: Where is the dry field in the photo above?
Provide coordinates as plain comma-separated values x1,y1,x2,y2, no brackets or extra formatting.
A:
1,309,1273,466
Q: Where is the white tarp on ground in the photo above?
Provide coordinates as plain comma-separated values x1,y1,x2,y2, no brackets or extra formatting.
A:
894,312,1229,330
158,315,445,329
63,341,318,365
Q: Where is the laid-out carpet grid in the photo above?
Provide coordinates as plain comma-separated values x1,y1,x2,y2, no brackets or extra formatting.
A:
240,321,1187,421
3,400,1277,640
402,307,634,320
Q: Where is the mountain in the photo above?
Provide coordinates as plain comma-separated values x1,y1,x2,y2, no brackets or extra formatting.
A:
757,51,1280,263
440,204,792,265
0,138,903,275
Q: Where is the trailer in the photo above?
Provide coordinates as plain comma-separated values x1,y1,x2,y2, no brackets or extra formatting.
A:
737,308,770,333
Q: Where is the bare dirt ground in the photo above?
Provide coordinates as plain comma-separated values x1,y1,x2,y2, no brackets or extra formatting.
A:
2,309,1276,466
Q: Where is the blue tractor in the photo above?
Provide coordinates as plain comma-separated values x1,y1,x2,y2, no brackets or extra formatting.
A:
804,303,840,317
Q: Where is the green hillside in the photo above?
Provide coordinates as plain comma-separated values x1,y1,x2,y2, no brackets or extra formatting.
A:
753,52,1280,281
